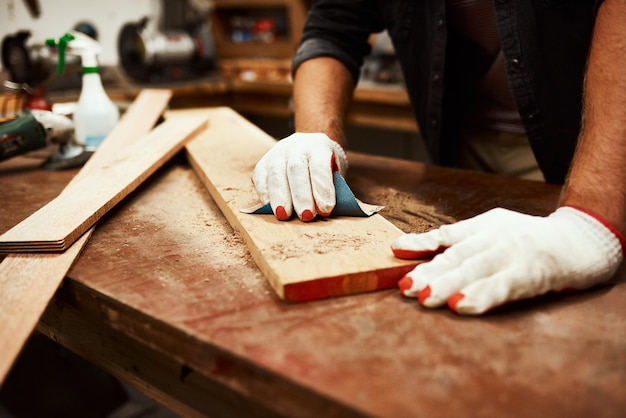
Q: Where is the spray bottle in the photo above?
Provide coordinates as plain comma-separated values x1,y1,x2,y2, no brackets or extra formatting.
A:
46,31,119,150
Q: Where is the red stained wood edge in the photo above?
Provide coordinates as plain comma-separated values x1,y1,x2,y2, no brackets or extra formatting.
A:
283,263,418,302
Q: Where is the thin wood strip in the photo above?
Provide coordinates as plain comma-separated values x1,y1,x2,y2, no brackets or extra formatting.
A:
80,89,172,178
0,89,172,386
0,115,207,252
180,107,418,302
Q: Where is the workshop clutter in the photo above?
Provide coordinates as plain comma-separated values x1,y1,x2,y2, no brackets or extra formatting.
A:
218,58,292,82
227,14,287,44
0,91,23,122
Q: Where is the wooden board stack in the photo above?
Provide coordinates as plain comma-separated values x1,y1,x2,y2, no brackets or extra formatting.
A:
0,113,207,252
0,89,200,385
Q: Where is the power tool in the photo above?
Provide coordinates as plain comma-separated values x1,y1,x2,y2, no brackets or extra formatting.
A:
0,107,90,170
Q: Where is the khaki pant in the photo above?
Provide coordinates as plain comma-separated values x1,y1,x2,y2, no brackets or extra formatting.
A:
456,128,545,182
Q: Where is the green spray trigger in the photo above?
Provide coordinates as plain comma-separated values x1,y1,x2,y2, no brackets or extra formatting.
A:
45,32,75,74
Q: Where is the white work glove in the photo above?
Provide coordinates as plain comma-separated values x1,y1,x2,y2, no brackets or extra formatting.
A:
252,132,348,221
391,206,625,315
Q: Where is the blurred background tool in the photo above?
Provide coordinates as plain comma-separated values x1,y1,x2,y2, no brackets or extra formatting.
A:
1,29,81,87
0,93,89,170
22,0,40,18
117,0,215,83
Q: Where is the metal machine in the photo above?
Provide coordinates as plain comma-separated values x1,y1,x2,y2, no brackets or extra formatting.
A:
1,30,81,86
117,0,216,83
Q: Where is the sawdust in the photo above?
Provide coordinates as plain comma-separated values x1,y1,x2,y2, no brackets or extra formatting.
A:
222,230,246,250
366,186,456,233
268,231,379,261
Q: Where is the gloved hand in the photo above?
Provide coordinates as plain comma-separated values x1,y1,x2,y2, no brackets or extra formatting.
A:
252,132,348,221
391,206,625,315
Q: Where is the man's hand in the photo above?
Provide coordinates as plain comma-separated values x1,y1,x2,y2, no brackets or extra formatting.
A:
391,207,625,315
252,132,348,221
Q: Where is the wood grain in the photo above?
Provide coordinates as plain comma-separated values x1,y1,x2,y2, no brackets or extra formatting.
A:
0,89,172,385
0,113,207,252
181,107,419,301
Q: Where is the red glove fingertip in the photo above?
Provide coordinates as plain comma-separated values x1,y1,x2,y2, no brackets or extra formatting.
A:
301,209,315,222
417,285,431,304
275,206,290,221
315,202,332,218
447,292,465,312
398,276,413,292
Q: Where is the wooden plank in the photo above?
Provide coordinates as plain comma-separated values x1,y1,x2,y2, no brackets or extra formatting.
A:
0,114,208,252
0,89,172,386
181,107,418,302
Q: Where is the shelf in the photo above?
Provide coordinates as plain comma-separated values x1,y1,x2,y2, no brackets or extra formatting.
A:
211,0,307,59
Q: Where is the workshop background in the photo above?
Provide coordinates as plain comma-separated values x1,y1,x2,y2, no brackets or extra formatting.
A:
0,0,426,416
0,0,428,163
0,0,154,66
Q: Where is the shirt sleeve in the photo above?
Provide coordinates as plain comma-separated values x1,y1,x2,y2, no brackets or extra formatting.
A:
291,0,385,83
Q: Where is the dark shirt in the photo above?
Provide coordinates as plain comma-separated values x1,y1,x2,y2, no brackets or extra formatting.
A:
292,0,601,184
447,0,525,134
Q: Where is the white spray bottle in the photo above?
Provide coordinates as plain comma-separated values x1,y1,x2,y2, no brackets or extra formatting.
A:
47,31,119,150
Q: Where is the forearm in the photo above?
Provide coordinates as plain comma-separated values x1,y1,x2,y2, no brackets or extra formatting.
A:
292,57,356,147
559,0,626,234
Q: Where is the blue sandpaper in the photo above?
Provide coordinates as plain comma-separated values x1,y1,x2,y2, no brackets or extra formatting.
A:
244,171,382,217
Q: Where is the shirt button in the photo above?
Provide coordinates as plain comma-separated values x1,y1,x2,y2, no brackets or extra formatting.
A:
430,119,438,127
432,72,440,82
437,18,444,28
511,58,521,67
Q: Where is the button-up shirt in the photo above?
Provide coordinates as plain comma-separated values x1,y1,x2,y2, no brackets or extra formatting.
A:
292,0,601,183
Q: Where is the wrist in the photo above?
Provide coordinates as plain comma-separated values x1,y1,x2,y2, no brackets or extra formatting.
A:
558,205,626,256
294,123,347,149
560,163,626,237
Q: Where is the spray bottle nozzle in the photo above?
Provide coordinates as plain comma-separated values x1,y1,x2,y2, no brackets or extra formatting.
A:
46,31,102,75
45,32,76,75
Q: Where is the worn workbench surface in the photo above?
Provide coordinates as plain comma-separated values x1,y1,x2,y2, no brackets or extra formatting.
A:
1,148,625,417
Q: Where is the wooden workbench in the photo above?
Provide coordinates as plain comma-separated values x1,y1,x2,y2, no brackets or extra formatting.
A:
1,145,625,417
